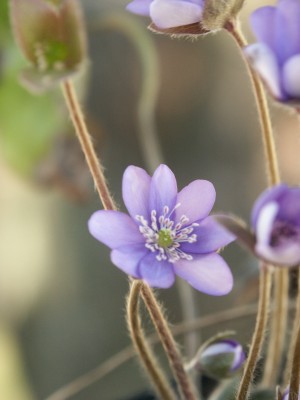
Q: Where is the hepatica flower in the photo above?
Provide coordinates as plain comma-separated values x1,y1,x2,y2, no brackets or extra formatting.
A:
88,165,234,294
126,0,204,29
252,184,300,266
244,0,300,104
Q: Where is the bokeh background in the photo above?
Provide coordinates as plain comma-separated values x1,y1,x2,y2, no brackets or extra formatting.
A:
0,0,300,399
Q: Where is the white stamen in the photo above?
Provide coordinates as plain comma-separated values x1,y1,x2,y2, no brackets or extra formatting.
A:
136,204,198,263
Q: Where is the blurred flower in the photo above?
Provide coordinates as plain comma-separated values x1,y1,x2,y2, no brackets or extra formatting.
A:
88,164,234,294
252,184,300,266
197,339,245,379
126,0,205,30
282,388,300,400
244,0,300,104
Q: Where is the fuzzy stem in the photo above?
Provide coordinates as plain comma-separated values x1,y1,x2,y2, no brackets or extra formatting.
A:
289,316,300,400
140,284,198,400
284,270,300,386
236,265,272,400
225,19,288,389
127,281,176,400
61,79,116,210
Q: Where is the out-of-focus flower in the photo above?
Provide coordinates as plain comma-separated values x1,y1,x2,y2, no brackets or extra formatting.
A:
126,0,205,30
252,184,300,266
126,0,245,33
88,164,234,294
282,388,300,400
197,339,245,379
244,0,300,104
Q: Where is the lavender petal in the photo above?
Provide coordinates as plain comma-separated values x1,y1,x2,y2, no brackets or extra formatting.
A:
174,253,233,295
138,253,175,288
122,165,151,220
88,210,144,249
126,0,153,16
111,244,148,278
175,180,216,224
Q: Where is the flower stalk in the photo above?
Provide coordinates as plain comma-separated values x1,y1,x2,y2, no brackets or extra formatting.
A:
61,79,116,211
140,283,198,400
235,264,272,400
127,281,176,400
225,19,288,390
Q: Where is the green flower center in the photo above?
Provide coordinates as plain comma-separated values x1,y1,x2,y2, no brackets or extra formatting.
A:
158,229,173,248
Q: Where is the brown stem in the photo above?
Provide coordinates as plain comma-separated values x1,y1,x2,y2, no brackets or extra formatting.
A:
61,79,116,211
262,269,289,386
140,284,198,400
225,19,289,389
284,269,300,386
127,281,176,400
236,265,272,400
289,304,300,400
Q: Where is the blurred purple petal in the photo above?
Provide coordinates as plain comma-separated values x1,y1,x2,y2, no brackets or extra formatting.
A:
244,43,283,100
174,253,233,295
256,202,279,246
250,6,277,52
88,210,143,249
126,0,152,16
111,244,148,278
122,166,151,220
251,184,287,228
150,0,203,29
175,180,216,224
138,253,175,288
149,164,177,216
276,0,300,64
180,216,235,254
283,55,300,99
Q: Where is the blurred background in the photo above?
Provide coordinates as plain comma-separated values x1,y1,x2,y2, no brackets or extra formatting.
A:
0,0,300,399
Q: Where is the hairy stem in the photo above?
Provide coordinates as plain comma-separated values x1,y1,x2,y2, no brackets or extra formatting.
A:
140,284,198,400
289,316,300,400
236,265,272,400
284,270,300,385
61,79,116,210
225,19,288,389
127,281,176,400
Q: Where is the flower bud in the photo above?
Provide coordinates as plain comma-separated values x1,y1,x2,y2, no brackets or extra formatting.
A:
197,339,245,379
10,0,86,91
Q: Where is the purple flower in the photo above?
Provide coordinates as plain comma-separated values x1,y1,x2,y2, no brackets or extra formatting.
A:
126,0,204,29
88,164,234,294
198,339,245,379
283,388,300,400
252,184,300,266
244,0,300,103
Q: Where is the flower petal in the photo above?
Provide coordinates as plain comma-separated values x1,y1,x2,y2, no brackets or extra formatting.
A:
149,164,177,217
276,0,300,64
111,244,148,278
122,165,151,220
174,253,233,295
244,43,283,100
251,184,288,228
150,0,203,29
256,240,300,266
282,55,300,99
88,210,144,249
250,6,277,52
126,0,153,16
180,216,235,254
138,253,175,288
256,202,279,247
175,180,216,224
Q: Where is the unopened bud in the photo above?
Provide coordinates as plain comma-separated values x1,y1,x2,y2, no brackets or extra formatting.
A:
197,339,245,380
10,0,86,91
